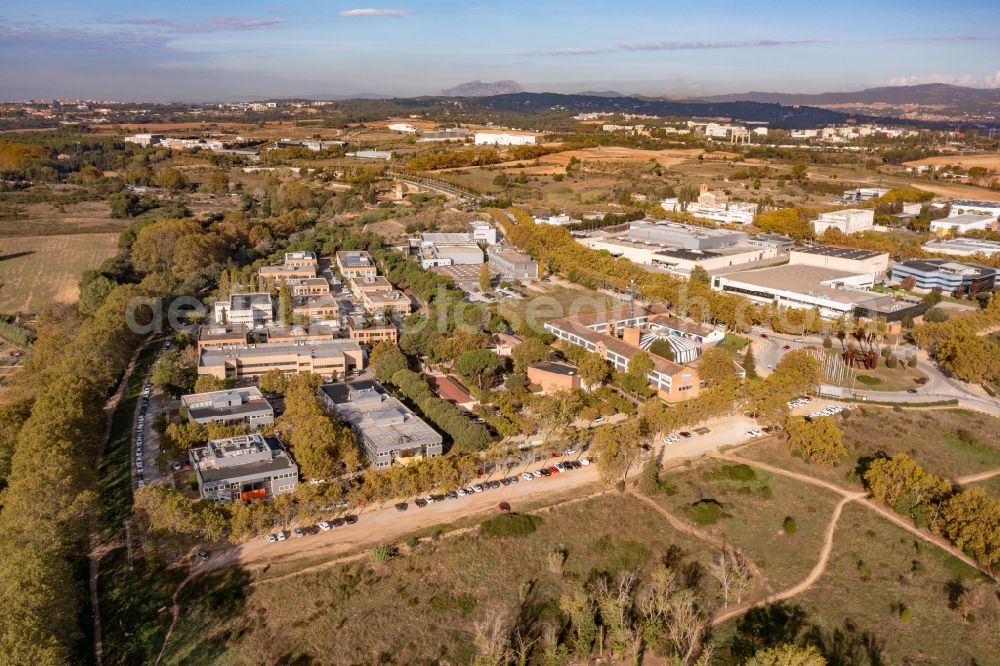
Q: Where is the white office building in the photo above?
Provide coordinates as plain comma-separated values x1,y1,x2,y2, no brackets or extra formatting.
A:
214,293,274,328
661,198,758,226
474,132,537,146
812,208,875,235
930,214,997,235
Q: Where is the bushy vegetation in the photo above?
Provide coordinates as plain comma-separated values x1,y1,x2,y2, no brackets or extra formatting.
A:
479,512,540,538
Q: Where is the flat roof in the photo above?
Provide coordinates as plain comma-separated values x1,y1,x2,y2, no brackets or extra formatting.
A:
335,250,374,267
320,380,441,450
933,214,996,224
894,259,995,278
199,339,361,366
719,264,869,305
350,276,393,289
530,361,577,376
923,238,1000,254
791,245,887,260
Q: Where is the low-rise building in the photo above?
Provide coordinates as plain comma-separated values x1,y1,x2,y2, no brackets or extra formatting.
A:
474,132,536,146
190,434,298,502
930,214,997,235
527,362,581,393
788,246,890,278
468,220,499,245
289,277,330,297
181,387,274,429
534,214,573,226
922,237,1000,258
838,187,889,203
293,293,341,322
712,264,926,321
124,133,164,146
347,316,398,345
265,324,337,345
544,308,700,402
258,264,317,287
198,340,365,381
335,250,378,279
890,259,996,293
945,199,1000,219
349,275,394,297
661,198,758,226
812,208,875,235
361,290,411,315
748,232,795,251
488,245,539,280
198,324,249,351
214,293,274,328
318,380,443,469
418,244,485,268
284,251,318,270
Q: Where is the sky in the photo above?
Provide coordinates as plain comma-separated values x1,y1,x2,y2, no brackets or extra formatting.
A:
2,0,1000,101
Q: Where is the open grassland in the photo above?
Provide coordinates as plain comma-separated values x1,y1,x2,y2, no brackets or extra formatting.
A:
711,503,1000,666
0,199,127,237
651,460,843,595
0,232,119,312
741,408,1000,488
159,494,722,666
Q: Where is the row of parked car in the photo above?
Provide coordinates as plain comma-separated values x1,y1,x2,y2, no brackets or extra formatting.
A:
265,514,360,542
787,396,813,409
807,405,844,419
135,381,153,489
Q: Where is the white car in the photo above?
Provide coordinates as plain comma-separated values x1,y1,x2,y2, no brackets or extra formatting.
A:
521,472,534,481
424,495,436,504
265,534,277,543
276,531,287,541
456,488,467,497
472,484,484,493
579,458,591,466
318,521,331,531
137,480,145,489
665,434,680,444
745,430,758,438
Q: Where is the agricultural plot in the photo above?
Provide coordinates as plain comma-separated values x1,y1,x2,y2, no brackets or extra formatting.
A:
0,232,119,313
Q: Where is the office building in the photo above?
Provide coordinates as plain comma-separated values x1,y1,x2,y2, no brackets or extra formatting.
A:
488,245,539,280
930,214,997,235
812,208,875,235
890,259,996,293
319,380,443,469
181,387,274,429
283,251,318,270
214,293,274,328
922,237,1000,258
335,250,378,279
661,198,758,226
788,246,890,277
189,434,298,502
474,132,536,146
945,200,1000,219
198,339,365,381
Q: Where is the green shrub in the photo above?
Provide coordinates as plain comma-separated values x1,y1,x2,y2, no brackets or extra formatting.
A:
857,375,882,386
783,516,797,534
907,357,918,368
687,499,726,525
899,606,912,623
480,513,539,538
372,545,396,563
758,485,773,500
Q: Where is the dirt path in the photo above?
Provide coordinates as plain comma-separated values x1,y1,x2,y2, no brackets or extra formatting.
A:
89,340,150,666
712,452,995,581
954,467,1000,485
155,569,195,666
711,494,859,626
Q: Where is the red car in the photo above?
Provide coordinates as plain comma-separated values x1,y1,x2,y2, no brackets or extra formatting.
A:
760,333,768,339
782,345,791,350
548,466,560,474
498,501,511,513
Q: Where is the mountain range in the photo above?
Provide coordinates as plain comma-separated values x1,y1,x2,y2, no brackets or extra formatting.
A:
441,80,525,97
698,83,1000,122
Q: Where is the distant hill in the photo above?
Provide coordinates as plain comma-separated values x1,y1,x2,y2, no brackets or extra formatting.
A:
700,84,1000,122
574,90,627,98
441,80,524,97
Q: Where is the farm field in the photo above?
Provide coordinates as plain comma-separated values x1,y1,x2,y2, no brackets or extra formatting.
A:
489,146,709,175
740,408,1000,488
0,232,119,312
713,502,1000,666
158,493,723,666
905,152,1000,172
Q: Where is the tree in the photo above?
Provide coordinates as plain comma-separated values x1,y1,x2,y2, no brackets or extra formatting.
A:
510,337,549,373
108,190,142,218
278,284,293,326
205,170,229,194
698,347,738,387
746,644,827,666
627,351,654,378
478,263,492,292
577,352,610,388
743,346,758,380
938,487,1000,570
900,276,917,291
258,369,288,395
785,416,848,466
936,333,1000,384
154,167,190,191
710,548,753,607
194,375,231,393
863,454,950,522
371,342,409,384
151,349,194,393
454,349,503,390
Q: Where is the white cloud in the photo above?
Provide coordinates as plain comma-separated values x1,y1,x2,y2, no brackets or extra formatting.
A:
883,71,1000,88
339,8,411,17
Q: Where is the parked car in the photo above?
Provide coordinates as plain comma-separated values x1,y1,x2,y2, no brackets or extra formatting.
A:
265,534,277,543
547,466,560,474
446,491,458,499
456,488,468,497
472,484,484,493
579,458,591,466
907,388,919,394
195,549,210,560
344,515,358,525
395,502,408,512
332,518,345,528
498,501,511,513
539,468,552,477
521,472,534,481
414,498,428,508
782,345,791,350
318,521,332,531
679,431,692,438
292,527,304,538
276,531,287,541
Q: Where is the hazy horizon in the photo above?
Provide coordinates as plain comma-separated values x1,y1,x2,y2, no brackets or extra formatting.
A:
3,0,1000,102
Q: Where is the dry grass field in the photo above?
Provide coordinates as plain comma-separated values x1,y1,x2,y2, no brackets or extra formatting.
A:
0,233,119,313
0,200,128,237
487,146,711,175
905,153,1000,171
